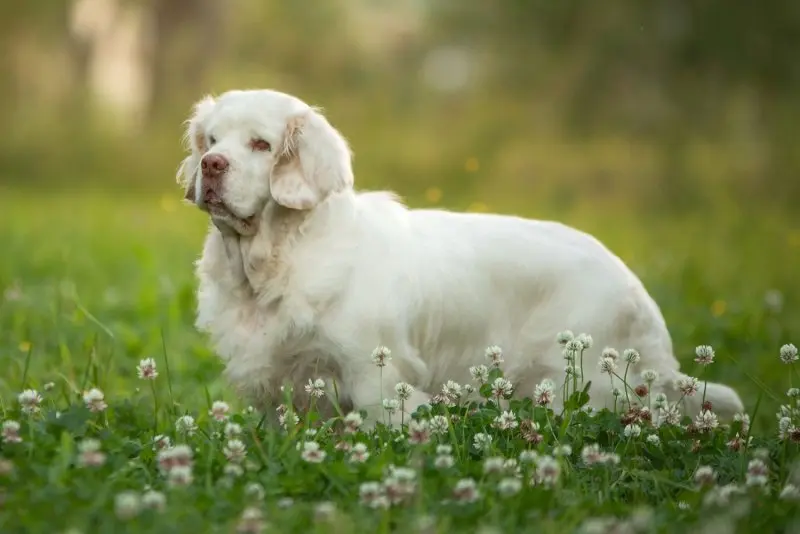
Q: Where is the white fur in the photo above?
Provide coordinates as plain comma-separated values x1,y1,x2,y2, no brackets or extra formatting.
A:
178,88,745,425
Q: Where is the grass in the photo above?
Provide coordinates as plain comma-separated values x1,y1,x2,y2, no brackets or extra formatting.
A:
0,189,799,533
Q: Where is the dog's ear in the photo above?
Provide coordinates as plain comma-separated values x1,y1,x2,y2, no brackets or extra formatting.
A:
269,107,354,210
176,95,216,204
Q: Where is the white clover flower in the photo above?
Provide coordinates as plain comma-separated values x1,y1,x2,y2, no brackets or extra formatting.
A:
442,380,463,403
224,463,244,478
18,389,42,415
343,411,363,433
534,455,561,487
223,439,247,463
359,481,387,508
491,377,513,399
452,478,481,504
694,465,717,486
469,364,490,384
434,454,455,469
694,345,715,366
695,410,719,432
563,339,583,362
408,419,431,445
601,347,620,361
208,401,230,422
82,388,108,413
224,422,242,438
383,467,417,505
136,358,158,380
780,484,800,501
598,357,617,375
429,415,449,435
556,330,574,345
534,378,556,405
244,482,265,500
114,491,141,520
497,477,522,497
152,434,171,451
382,398,400,415
675,376,699,397
483,456,505,475
553,444,572,457
612,387,623,398
463,384,475,395
640,369,659,384
349,443,370,463
485,345,504,367
787,388,800,398
473,432,493,452
493,410,518,430
645,434,660,446
623,349,641,364
141,489,166,511
1,420,22,444
394,382,414,400
43,382,55,392
77,438,106,467
300,441,326,463
237,506,265,533
371,346,392,367
779,343,798,364
576,333,593,349
519,450,539,464
623,424,642,438
564,365,581,379
653,393,669,410
745,459,768,487
659,403,683,426
304,378,326,398
175,415,197,436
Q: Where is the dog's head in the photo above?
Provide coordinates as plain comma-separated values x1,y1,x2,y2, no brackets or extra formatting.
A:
176,89,354,235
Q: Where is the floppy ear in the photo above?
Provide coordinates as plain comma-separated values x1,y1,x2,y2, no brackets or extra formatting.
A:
176,95,216,204
269,107,354,210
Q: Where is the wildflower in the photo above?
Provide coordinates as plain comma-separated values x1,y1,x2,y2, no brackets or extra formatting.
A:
552,444,571,457
382,398,400,415
77,438,106,467
394,382,414,400
788,388,800,398
136,358,158,380
695,345,715,366
371,346,392,367
244,482,265,500
533,378,555,405
209,401,230,422
485,345,504,367
442,381,463,405
43,382,55,391
175,415,198,436
359,482,387,508
497,477,522,497
429,415,449,435
483,456,505,475
473,432,493,452
564,365,581,379
453,478,481,504
237,506,265,534
640,369,659,385
114,491,141,520
779,343,798,364
746,459,768,487
223,439,247,463
563,339,583,361
519,450,539,464
695,410,719,432
18,389,42,414
157,444,193,474
434,453,455,469
623,349,641,364
612,387,623,398
141,490,167,512
645,434,660,446
300,441,326,463
1,421,21,444
601,347,620,361
694,466,717,487
152,435,171,451
556,330,574,345
581,444,619,466
314,501,337,521
634,385,649,398
493,410,518,431
469,364,490,384
623,424,641,438
727,433,750,452
780,484,800,501
224,463,244,478
491,377,514,400
81,388,108,413
408,419,431,445
577,333,593,349
349,443,370,463
675,376,699,397
653,393,668,410
598,357,617,375
167,465,193,487
343,411,363,433
223,422,242,438
534,455,561,487
305,378,326,398
384,466,417,504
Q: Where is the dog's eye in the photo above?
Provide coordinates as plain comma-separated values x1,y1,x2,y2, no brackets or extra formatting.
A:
208,135,217,146
250,139,272,152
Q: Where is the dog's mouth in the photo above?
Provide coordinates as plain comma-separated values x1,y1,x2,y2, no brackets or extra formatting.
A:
203,197,258,236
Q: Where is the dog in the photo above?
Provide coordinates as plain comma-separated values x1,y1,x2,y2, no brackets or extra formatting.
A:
177,88,744,426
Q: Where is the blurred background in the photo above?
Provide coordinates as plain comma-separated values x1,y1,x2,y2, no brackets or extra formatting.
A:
1,1,799,424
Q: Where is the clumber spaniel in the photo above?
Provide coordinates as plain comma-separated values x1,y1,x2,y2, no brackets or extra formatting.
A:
177,88,744,425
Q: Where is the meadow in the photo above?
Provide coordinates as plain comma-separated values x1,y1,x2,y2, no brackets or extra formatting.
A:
0,188,798,533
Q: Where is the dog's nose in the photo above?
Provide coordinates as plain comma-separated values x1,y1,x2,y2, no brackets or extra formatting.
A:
201,154,229,178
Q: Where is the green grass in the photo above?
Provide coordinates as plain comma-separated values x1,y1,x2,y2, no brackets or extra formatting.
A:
0,190,799,533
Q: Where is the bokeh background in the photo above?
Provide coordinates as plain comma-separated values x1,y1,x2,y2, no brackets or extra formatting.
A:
1,1,798,428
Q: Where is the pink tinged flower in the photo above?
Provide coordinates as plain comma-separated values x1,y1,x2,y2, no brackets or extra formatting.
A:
407,419,431,445
675,376,699,397
300,441,326,463
18,389,42,414
343,411,363,433
485,346,504,367
77,438,107,468
491,377,514,400
1,421,22,444
534,379,555,406
305,378,326,398
152,435,171,451
348,443,370,463
694,345,715,366
136,358,158,380
223,439,247,463
452,478,481,504
83,388,108,413
209,401,230,422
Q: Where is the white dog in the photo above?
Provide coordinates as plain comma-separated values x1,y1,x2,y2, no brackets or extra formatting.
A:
177,88,744,425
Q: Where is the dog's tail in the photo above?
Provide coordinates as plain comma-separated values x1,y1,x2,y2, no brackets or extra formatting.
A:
666,372,744,420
